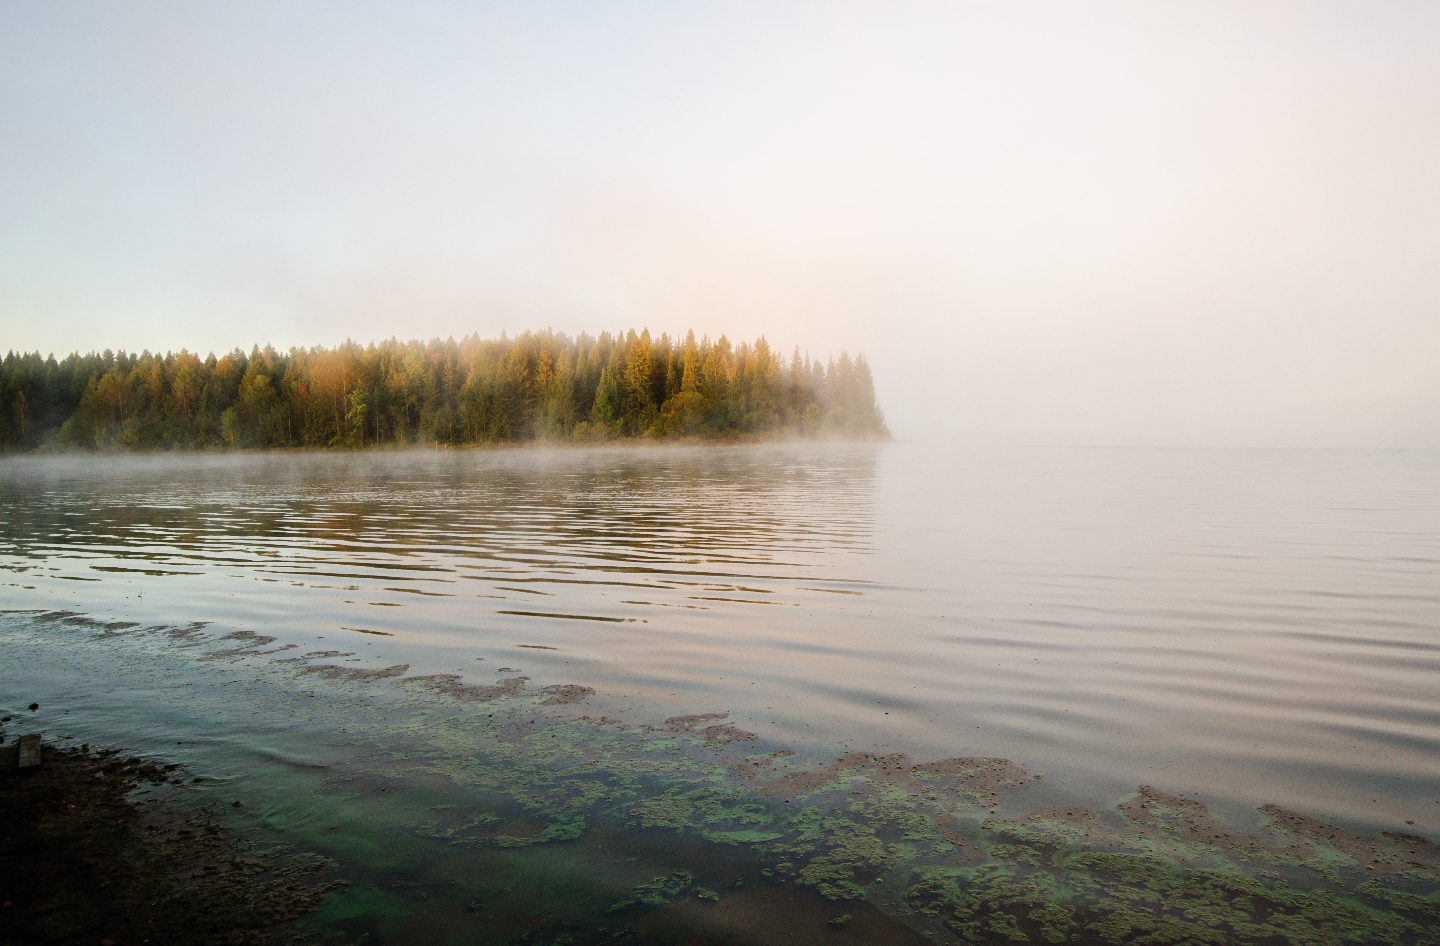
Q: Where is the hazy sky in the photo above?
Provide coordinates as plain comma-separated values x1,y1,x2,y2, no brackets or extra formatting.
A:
2,1,1438,443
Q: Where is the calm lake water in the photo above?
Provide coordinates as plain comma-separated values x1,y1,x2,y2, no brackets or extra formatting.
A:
4,443,1439,944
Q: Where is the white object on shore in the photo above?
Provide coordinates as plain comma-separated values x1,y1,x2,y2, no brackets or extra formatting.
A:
17,733,41,768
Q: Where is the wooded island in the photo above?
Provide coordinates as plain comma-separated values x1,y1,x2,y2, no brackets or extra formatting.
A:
0,329,887,451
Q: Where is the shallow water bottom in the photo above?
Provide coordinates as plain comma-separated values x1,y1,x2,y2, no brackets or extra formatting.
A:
5,610,1440,946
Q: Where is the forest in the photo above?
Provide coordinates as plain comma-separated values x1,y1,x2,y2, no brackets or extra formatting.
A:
0,329,888,451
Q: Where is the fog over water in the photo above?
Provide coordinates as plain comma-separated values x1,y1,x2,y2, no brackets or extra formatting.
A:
4,6,1440,939
3,2,1439,445
5,443,1438,837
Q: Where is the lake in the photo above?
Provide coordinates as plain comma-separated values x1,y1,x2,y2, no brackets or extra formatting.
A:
3,442,1439,944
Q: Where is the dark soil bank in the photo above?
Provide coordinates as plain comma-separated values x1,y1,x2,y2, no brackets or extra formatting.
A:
0,739,341,946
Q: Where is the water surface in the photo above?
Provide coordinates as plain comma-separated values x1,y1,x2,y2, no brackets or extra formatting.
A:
3,443,1439,943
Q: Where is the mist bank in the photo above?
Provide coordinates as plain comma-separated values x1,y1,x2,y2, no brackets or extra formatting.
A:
0,329,889,452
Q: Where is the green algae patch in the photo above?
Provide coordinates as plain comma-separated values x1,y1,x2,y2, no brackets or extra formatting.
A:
610,871,697,911
703,828,785,845
414,699,1440,942
492,814,588,848
276,652,1440,944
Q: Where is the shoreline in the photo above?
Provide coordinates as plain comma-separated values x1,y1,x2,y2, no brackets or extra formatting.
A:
0,736,342,946
3,431,894,460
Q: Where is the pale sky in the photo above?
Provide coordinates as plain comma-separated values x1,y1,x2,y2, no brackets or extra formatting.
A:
2,1,1438,443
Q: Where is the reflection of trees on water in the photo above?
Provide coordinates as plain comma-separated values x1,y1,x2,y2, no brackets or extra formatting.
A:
0,447,880,593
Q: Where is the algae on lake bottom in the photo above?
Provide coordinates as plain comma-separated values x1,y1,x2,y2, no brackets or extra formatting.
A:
7,610,1440,946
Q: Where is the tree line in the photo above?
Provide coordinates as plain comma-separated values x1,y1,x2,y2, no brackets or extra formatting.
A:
0,329,888,451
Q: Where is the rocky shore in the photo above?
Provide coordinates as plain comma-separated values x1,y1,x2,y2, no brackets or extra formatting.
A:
0,735,341,946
